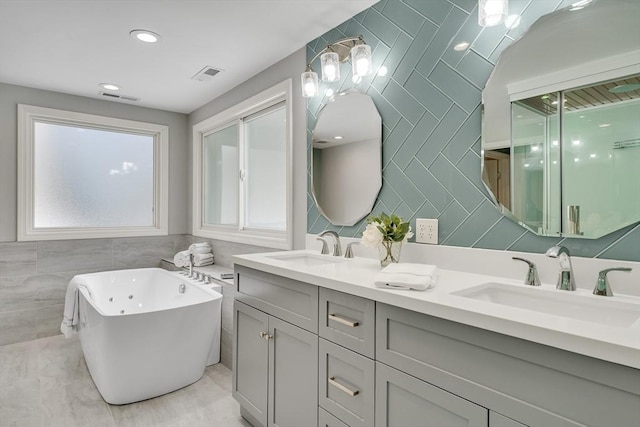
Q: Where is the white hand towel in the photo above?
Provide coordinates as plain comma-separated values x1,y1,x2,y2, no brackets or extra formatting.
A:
60,276,92,338
173,250,191,268
374,263,437,291
193,253,214,266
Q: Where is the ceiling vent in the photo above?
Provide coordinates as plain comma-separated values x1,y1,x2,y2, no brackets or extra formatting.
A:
98,91,140,102
191,66,222,82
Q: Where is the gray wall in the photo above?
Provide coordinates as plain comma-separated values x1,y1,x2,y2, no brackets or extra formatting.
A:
305,0,640,262
188,49,308,250
0,83,190,241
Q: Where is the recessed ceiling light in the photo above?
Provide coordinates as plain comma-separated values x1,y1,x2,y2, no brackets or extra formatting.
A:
334,136,343,140
599,123,611,128
453,42,470,51
130,29,161,43
100,83,120,91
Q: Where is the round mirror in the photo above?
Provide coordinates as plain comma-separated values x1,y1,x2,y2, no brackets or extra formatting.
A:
311,90,382,226
481,0,640,238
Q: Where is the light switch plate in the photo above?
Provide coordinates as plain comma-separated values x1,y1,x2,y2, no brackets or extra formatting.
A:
416,218,438,244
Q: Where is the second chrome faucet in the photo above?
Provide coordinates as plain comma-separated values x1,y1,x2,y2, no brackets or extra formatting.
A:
545,245,576,291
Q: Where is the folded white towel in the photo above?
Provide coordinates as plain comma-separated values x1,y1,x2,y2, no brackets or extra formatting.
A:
374,263,437,291
189,243,212,254
173,250,191,268
60,276,92,338
193,253,214,266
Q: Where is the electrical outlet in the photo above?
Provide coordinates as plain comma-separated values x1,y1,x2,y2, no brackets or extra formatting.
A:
416,218,438,244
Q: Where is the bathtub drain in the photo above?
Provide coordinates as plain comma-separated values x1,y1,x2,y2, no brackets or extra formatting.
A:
120,309,125,314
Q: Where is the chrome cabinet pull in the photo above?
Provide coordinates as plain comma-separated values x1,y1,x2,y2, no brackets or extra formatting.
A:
328,376,359,397
328,313,359,327
258,331,273,341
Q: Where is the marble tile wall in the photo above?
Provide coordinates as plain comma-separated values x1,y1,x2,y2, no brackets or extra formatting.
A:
0,235,187,346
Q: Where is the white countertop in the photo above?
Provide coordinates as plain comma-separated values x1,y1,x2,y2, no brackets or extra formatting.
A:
233,250,640,369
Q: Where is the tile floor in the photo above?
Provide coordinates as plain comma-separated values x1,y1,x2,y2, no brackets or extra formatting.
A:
0,335,252,427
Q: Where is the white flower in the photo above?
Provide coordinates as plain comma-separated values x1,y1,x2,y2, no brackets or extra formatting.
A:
361,222,383,247
404,226,414,242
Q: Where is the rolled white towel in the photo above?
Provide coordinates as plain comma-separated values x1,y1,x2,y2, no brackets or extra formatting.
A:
374,263,437,291
173,250,191,268
189,242,212,254
193,253,214,266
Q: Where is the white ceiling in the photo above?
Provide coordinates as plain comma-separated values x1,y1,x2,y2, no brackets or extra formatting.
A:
0,0,378,114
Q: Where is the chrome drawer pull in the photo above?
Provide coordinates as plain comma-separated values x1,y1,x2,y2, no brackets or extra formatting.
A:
328,376,359,397
328,313,359,327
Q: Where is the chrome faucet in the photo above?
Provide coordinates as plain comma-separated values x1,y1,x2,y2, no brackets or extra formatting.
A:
512,257,541,286
593,267,632,296
188,253,194,278
545,245,576,291
319,230,342,256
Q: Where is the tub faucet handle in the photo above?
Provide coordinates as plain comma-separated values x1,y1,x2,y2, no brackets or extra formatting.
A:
512,257,541,286
593,267,631,297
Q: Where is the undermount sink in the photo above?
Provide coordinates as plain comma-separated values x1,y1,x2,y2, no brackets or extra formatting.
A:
266,252,347,267
452,282,640,328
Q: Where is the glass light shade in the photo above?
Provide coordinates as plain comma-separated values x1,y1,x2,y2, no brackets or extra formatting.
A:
301,70,319,98
320,51,340,82
351,43,372,78
478,0,508,27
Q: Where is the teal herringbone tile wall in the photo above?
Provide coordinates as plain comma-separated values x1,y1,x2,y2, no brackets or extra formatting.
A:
306,0,639,261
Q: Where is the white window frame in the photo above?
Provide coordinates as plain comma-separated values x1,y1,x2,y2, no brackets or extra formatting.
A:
17,104,169,241
192,79,293,249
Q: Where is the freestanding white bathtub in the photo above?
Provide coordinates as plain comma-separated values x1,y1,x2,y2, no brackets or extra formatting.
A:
75,268,222,405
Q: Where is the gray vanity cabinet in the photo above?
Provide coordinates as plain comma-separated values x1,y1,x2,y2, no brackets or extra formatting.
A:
233,266,319,427
375,362,488,427
376,302,640,427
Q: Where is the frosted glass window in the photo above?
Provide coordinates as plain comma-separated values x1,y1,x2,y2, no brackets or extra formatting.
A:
33,122,154,228
244,104,286,230
204,124,238,226
192,80,292,249
18,104,168,241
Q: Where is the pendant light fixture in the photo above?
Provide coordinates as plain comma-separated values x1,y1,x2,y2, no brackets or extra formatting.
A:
320,48,340,82
301,35,372,98
478,0,508,27
301,65,319,98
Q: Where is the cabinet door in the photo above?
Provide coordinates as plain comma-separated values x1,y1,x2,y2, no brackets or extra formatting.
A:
376,362,488,427
269,316,318,427
233,300,269,427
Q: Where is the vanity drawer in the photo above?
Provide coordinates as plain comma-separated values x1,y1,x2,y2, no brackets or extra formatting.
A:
235,265,318,333
319,338,374,427
319,407,350,427
319,288,375,358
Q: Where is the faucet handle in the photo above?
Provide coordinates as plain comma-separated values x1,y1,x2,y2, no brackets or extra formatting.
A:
316,238,330,255
512,257,541,286
345,242,359,258
593,267,631,297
